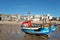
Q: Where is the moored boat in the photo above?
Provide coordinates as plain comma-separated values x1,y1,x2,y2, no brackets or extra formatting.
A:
21,20,57,35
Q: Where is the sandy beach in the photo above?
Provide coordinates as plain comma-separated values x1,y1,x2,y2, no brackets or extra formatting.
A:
0,21,60,24
0,21,60,40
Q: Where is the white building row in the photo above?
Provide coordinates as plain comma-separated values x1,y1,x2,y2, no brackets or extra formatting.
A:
25,14,53,21
0,14,54,21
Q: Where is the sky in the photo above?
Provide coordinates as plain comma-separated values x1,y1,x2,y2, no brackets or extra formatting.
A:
0,0,60,17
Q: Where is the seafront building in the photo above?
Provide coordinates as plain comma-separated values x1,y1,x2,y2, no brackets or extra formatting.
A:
0,14,18,21
32,14,41,21
0,14,1,21
51,17,60,21
0,13,60,21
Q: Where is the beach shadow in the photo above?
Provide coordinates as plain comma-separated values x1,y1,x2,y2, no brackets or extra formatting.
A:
23,34,49,40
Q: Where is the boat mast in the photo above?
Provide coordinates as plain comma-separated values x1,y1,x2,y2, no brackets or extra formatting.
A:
43,18,46,24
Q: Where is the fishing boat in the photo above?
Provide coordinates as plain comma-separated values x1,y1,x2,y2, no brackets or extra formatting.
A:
21,20,57,36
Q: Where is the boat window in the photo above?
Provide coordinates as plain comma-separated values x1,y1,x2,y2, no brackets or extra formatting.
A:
32,24,42,27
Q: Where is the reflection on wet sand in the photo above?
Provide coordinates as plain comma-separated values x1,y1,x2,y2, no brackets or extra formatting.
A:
24,34,48,40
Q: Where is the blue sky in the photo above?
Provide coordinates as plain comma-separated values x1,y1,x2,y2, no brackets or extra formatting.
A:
0,0,60,17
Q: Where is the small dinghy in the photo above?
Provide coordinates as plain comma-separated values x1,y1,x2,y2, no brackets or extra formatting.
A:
21,20,57,35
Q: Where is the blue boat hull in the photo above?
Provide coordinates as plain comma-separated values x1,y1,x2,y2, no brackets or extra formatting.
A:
21,25,57,35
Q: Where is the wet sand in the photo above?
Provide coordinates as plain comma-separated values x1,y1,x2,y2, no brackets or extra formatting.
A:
0,24,60,40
